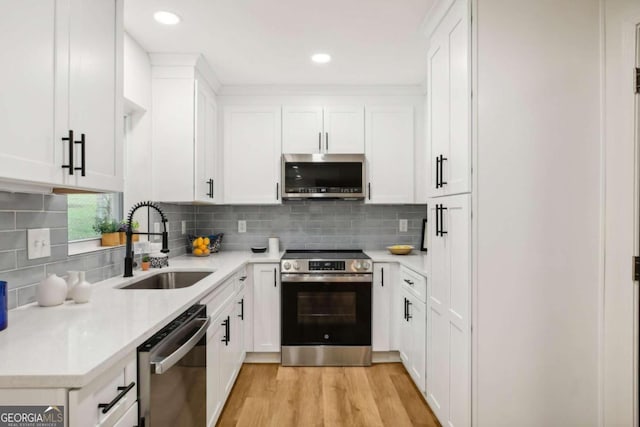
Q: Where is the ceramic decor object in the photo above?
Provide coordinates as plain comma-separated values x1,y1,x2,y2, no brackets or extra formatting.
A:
37,274,67,307
73,272,91,304
66,271,80,300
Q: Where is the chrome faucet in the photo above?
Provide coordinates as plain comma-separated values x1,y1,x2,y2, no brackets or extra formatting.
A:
123,201,169,277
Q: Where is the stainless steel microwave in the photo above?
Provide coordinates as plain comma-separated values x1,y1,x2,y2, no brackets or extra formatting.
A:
281,154,366,200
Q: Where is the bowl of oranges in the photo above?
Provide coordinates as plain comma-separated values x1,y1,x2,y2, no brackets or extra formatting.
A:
191,236,211,257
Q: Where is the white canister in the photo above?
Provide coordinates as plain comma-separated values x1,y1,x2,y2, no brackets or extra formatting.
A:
268,237,280,255
66,271,80,300
37,274,67,307
73,271,92,304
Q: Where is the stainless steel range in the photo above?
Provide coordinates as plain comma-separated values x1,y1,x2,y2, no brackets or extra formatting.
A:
280,249,372,366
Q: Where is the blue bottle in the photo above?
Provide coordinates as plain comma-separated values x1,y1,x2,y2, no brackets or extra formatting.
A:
0,281,6,331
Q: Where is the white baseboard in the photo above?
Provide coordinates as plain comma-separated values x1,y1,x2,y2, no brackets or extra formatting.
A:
243,351,401,364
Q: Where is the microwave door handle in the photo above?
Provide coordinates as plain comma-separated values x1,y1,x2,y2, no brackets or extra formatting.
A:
151,316,210,374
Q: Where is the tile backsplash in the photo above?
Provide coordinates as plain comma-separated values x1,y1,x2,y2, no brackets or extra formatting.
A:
0,192,195,310
195,201,427,251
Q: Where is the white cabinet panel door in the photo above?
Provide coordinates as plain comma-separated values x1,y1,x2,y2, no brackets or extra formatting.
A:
427,0,470,197
0,0,58,185
365,106,414,203
67,0,123,191
324,106,365,153
372,263,392,351
224,107,282,204
252,264,281,352
427,194,471,427
195,81,218,203
407,296,426,392
282,106,323,154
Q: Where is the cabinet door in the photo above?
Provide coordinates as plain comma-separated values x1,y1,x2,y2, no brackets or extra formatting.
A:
282,106,323,154
323,106,365,153
398,287,412,366
426,0,469,197
224,107,282,204
66,0,123,192
365,106,414,203
240,272,254,352
252,264,280,352
427,194,471,427
407,297,426,392
195,80,218,203
0,0,59,185
206,313,224,426
372,263,392,351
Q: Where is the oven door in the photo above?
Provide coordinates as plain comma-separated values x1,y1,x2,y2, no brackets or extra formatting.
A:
281,274,372,346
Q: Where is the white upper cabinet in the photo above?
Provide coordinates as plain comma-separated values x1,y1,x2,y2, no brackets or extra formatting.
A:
282,106,364,154
223,106,282,204
426,0,470,197
365,106,415,203
0,0,123,192
151,61,218,204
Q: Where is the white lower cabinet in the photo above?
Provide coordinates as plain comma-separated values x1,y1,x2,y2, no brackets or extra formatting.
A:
113,402,138,427
67,352,137,427
372,263,393,351
252,263,281,352
427,194,471,427
397,267,427,393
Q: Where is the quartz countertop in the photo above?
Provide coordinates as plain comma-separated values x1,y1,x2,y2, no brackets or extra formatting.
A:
0,249,425,389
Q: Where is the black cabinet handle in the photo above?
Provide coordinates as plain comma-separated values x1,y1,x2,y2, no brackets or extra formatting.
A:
368,183,371,200
439,154,447,187
406,300,412,321
435,155,440,188
318,132,321,151
239,276,247,282
206,179,213,198
435,204,439,236
439,204,448,237
274,268,277,287
61,130,74,175
325,132,329,151
238,298,244,320
276,183,279,201
403,298,407,320
74,133,86,176
404,279,414,286
381,267,384,287
221,316,230,345
98,381,135,414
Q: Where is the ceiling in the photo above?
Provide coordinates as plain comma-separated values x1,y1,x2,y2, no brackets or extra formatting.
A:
124,0,435,86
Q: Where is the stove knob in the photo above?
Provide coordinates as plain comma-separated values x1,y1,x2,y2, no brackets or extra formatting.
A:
362,261,370,270
354,261,362,271
283,261,291,271
292,261,300,270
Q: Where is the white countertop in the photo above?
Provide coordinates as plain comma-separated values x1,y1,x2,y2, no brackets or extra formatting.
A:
0,249,425,389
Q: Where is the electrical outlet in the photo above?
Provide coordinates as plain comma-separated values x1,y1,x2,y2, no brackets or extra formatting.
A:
238,220,247,233
181,220,186,235
27,228,51,259
399,219,408,233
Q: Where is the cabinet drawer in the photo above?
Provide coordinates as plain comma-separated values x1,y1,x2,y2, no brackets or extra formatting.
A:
68,352,137,427
203,277,236,319
113,401,138,427
400,266,426,303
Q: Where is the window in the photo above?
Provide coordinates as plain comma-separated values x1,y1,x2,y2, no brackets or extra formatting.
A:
68,193,123,241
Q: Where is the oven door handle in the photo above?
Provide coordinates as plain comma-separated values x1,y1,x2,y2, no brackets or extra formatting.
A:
281,274,372,283
151,316,210,374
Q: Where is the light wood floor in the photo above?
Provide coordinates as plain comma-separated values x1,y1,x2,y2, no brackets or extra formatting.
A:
216,363,441,427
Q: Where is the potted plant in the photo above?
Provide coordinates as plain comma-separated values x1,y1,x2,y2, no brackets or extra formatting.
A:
93,218,120,246
118,220,140,244
141,255,150,271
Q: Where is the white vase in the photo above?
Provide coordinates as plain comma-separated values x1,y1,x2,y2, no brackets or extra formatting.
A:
37,274,67,307
66,271,80,300
73,272,92,304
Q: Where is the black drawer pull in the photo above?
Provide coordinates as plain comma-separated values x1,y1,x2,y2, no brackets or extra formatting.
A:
406,300,412,320
98,381,135,414
239,276,247,282
61,130,74,175
238,298,244,320
74,133,86,176
404,279,414,286
381,267,384,287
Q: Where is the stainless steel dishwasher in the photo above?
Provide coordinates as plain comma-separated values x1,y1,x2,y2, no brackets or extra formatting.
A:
138,304,210,427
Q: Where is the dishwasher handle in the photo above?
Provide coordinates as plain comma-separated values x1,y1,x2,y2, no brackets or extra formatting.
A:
152,316,210,374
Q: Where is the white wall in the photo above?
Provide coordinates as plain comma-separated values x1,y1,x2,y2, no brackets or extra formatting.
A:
603,1,640,426
123,32,152,228
473,1,602,425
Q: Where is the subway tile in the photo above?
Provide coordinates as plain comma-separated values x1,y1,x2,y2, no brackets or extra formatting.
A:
0,251,16,271
3,266,45,290
44,195,67,212
17,285,37,306
0,212,15,231
0,230,26,251
0,193,43,211
16,212,67,229
45,258,85,277
16,245,68,268
49,228,68,245
7,289,17,310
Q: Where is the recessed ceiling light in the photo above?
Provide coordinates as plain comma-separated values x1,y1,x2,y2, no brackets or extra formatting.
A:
311,53,331,64
154,11,181,25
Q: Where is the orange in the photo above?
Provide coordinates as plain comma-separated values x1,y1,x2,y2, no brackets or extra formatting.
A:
193,248,203,256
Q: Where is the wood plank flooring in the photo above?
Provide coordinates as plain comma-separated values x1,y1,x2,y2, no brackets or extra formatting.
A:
216,363,440,427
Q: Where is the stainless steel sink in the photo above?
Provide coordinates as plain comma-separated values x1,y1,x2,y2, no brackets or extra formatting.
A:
119,271,213,290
